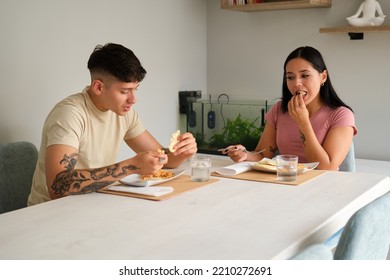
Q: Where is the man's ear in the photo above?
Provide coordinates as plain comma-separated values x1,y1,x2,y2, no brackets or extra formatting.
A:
90,79,104,95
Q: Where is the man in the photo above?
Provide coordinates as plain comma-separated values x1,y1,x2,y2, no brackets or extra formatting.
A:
28,43,197,206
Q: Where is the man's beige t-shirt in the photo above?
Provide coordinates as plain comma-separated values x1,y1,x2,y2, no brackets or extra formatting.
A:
28,87,145,206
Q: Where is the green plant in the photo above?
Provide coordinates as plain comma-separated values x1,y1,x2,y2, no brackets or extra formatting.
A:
208,114,264,150
194,132,205,147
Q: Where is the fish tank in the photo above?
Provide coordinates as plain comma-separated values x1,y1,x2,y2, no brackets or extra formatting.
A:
183,96,278,155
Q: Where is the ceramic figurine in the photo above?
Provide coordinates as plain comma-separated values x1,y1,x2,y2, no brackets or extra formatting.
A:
347,0,386,27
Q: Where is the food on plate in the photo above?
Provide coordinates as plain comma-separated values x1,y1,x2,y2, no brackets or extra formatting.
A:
254,159,276,168
256,161,275,166
255,159,305,170
252,158,318,174
141,170,175,181
168,130,180,153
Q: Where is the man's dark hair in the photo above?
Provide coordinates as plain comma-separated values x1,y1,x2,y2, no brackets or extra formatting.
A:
87,43,146,83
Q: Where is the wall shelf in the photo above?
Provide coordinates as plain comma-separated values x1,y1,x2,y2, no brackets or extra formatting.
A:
320,25,390,40
221,0,331,12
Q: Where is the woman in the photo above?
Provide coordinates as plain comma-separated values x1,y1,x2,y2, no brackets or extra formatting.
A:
224,46,357,170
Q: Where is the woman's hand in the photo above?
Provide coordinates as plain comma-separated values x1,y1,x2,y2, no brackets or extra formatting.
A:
222,145,248,163
287,93,310,126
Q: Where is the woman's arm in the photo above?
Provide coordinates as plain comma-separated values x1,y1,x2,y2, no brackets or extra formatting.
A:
227,123,277,162
288,93,355,170
297,122,354,170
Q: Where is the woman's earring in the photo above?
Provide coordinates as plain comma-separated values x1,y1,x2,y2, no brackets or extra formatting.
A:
321,82,325,86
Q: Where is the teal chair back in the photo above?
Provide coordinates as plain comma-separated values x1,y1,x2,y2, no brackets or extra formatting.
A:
334,192,390,260
290,244,333,260
292,193,390,260
0,141,38,214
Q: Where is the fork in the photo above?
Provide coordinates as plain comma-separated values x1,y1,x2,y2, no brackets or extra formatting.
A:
157,148,171,163
243,148,266,154
218,148,265,154
160,147,172,154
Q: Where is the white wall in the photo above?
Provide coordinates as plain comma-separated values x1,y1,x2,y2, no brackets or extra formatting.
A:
1,0,389,161
0,0,207,160
207,0,390,161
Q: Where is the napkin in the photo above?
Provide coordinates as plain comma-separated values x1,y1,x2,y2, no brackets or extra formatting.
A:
107,185,174,197
215,162,256,176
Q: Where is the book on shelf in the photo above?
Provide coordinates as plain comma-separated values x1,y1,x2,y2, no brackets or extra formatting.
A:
227,0,264,6
227,0,293,6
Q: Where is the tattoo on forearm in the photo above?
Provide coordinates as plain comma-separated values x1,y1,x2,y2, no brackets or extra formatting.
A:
299,131,306,146
60,153,78,170
90,164,138,180
269,146,278,156
51,153,139,196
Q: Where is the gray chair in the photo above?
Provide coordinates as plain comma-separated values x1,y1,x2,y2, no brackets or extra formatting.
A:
339,142,355,172
290,243,333,260
334,192,390,260
0,141,38,214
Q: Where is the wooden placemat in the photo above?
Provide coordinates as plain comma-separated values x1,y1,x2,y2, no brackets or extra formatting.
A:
212,169,326,186
98,175,219,201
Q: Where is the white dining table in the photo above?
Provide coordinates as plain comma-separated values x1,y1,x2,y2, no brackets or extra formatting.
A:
0,155,389,260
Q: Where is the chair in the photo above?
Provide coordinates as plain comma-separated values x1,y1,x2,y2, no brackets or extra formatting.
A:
334,192,390,260
290,244,333,260
323,143,356,247
339,142,355,172
0,141,38,214
291,193,390,260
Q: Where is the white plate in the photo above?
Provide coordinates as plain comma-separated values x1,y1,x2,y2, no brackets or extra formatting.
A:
251,161,319,174
119,169,186,187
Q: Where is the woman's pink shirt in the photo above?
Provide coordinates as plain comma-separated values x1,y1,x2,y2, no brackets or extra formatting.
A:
265,101,357,163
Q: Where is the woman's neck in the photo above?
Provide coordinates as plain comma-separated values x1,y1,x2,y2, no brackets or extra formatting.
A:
306,97,324,117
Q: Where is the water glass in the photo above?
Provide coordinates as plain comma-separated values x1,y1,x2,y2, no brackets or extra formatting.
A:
276,155,298,182
191,155,211,182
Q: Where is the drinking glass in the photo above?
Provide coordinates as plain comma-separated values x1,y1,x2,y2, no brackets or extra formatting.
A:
276,155,298,182
191,155,211,182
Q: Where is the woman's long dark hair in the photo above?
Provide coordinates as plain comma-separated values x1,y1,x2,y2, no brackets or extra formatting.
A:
281,46,353,113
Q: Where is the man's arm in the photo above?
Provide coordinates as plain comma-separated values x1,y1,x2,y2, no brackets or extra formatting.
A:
45,144,166,199
125,130,197,169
